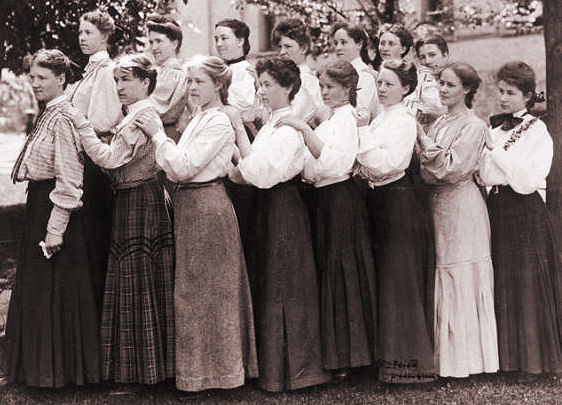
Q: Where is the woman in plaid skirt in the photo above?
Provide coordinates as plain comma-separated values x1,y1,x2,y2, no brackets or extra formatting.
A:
71,53,175,385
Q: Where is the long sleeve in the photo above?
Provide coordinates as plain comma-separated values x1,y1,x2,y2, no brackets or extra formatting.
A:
228,62,256,122
150,65,189,124
290,87,316,123
356,69,378,120
421,115,487,185
87,64,122,134
47,115,84,237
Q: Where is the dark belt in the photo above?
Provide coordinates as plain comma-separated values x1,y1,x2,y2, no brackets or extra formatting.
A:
111,178,158,191
175,177,224,190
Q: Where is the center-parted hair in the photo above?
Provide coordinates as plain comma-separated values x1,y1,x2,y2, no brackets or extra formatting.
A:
374,23,414,71
187,55,233,105
114,53,158,95
414,35,449,58
496,61,537,109
215,18,251,56
255,56,301,101
33,49,73,88
147,15,183,54
271,18,311,51
331,22,370,66
380,59,418,98
80,9,115,37
321,60,359,107
440,62,481,108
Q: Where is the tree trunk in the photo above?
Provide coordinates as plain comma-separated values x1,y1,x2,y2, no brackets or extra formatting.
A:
543,0,562,229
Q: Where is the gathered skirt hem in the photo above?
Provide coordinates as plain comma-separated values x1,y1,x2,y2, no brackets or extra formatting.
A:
260,373,332,392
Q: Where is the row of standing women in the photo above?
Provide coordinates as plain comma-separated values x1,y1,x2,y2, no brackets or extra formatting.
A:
5,9,562,394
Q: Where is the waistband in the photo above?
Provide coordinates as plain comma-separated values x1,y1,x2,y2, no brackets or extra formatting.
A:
112,177,158,191
175,177,224,190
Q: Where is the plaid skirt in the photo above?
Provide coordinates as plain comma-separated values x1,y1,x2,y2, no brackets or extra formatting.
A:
101,180,175,384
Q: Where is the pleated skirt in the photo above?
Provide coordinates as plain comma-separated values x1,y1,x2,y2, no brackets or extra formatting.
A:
367,174,436,383
5,179,100,387
313,178,377,371
101,180,175,385
174,181,258,392
248,179,330,392
488,185,562,374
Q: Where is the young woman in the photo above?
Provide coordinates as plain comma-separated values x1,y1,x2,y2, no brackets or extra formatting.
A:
5,49,100,387
276,60,377,377
72,53,175,385
332,22,379,124
355,59,436,383
479,61,562,374
136,55,258,392
418,62,499,378
373,24,414,71
271,18,329,123
67,9,122,316
229,56,330,392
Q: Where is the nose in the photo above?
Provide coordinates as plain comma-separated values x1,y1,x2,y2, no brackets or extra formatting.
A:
279,48,288,56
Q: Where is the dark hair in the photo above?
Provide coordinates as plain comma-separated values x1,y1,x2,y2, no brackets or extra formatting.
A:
80,9,115,37
440,62,481,108
331,22,371,66
33,49,72,88
271,18,310,51
374,24,414,70
255,56,301,101
215,18,251,56
115,53,158,95
414,35,448,57
321,60,359,107
147,15,183,54
187,55,233,105
496,61,537,109
380,59,418,97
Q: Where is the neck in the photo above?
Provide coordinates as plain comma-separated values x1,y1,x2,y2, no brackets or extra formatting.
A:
201,97,222,111
226,55,245,65
447,101,467,116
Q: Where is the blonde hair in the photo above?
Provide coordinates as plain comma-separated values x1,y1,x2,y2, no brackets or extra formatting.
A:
187,55,232,105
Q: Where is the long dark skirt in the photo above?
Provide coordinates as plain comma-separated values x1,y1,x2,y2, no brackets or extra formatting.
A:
367,174,436,383
173,181,258,392
101,180,175,385
5,179,100,387
81,157,113,317
488,185,562,374
248,180,330,392
313,178,376,371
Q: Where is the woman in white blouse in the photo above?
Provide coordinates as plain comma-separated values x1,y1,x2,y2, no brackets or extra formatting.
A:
136,55,257,392
478,61,562,374
277,60,376,378
355,59,436,383
229,56,330,392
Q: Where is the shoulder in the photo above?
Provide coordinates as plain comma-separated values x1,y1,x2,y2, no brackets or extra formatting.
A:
205,110,234,129
461,112,488,133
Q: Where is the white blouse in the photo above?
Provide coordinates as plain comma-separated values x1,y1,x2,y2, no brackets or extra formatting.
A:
351,57,379,122
152,107,235,183
230,106,305,189
290,64,328,123
303,104,358,187
404,66,446,117
479,111,552,202
228,60,257,122
355,102,416,186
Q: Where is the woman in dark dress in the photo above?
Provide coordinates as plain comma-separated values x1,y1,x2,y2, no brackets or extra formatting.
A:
5,49,100,387
479,61,562,374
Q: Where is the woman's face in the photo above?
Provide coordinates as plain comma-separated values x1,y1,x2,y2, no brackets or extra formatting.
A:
418,43,448,75
378,31,405,61
333,29,361,62
114,69,149,106
148,31,178,64
187,67,219,109
498,80,529,113
257,71,290,111
78,19,108,56
214,26,244,61
377,67,409,106
438,68,468,108
277,36,307,65
30,64,65,102
319,73,349,109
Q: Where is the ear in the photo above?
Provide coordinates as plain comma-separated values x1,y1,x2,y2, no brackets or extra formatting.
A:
523,91,532,104
56,73,66,88
236,36,244,50
401,84,411,96
142,77,151,93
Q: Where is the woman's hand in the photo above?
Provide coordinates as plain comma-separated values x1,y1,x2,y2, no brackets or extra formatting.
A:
134,112,163,138
43,232,63,257
220,105,245,132
354,109,370,127
275,115,306,131
66,108,89,129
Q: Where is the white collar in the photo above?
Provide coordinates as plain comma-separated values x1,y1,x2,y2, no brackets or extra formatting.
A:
269,106,292,122
351,57,366,70
514,109,528,118
89,50,110,63
46,93,68,108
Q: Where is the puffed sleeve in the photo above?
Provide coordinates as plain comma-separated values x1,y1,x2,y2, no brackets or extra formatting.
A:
228,67,256,121
88,64,122,133
487,120,553,194
421,118,486,185
236,126,302,189
153,113,232,182
290,87,316,123
47,115,84,237
356,69,378,120
150,67,189,124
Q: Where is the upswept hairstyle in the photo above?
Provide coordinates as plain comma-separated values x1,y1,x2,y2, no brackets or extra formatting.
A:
215,18,251,56
271,18,310,51
496,61,537,109
187,54,233,105
374,23,414,70
321,60,359,107
147,15,183,54
255,56,301,101
440,62,481,109
33,49,73,89
414,35,449,58
80,9,115,37
380,59,418,98
331,22,370,66
114,53,158,95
